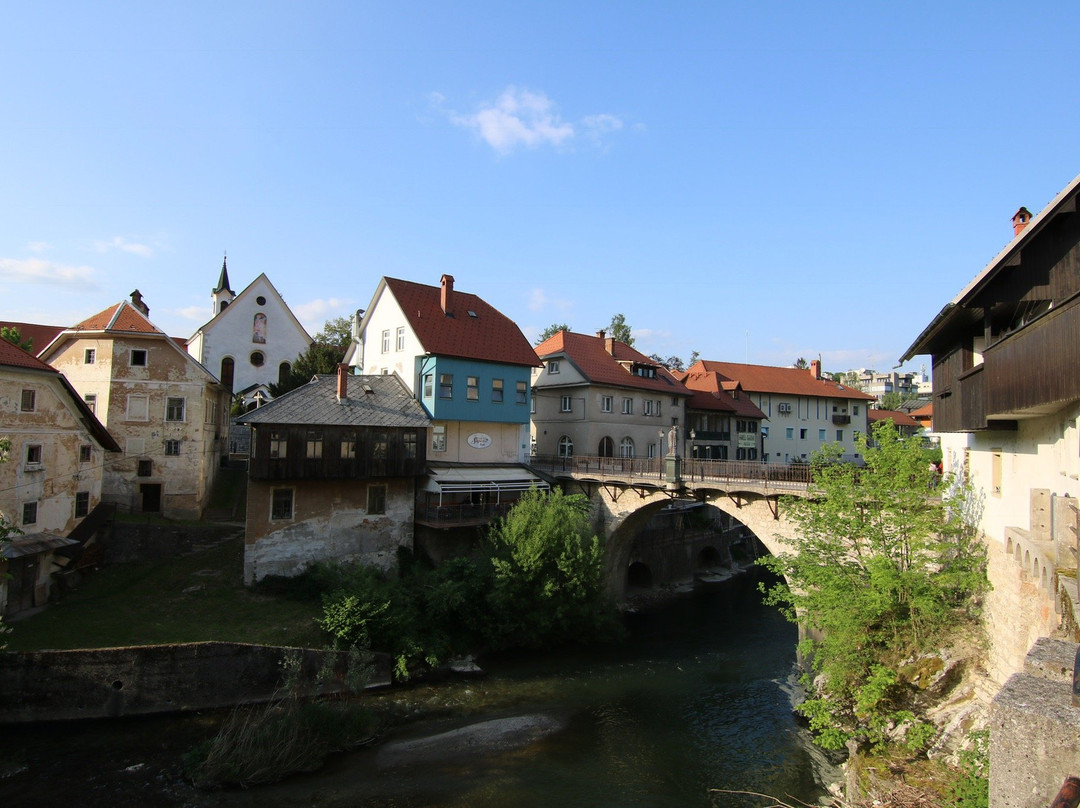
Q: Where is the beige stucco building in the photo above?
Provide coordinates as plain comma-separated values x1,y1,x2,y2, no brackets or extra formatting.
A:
39,293,230,520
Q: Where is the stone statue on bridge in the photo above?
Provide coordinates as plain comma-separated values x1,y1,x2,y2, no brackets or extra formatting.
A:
668,424,678,457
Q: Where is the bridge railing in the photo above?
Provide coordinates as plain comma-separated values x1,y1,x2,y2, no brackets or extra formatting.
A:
530,454,663,480
530,454,811,491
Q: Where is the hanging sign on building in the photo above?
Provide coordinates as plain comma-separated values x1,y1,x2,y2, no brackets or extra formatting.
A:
467,432,492,449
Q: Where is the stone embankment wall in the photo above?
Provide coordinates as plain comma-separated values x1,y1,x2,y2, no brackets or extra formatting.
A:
0,642,381,723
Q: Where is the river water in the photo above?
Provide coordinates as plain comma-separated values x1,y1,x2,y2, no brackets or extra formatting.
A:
0,570,835,807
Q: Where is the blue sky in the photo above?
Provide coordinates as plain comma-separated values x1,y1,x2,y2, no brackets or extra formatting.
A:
3,2,1079,375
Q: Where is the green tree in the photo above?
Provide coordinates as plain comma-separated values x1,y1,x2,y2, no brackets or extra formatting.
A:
270,317,352,397
486,488,618,648
793,357,809,369
648,354,685,372
688,350,700,367
0,327,32,352
607,313,634,347
536,323,571,345
759,421,986,751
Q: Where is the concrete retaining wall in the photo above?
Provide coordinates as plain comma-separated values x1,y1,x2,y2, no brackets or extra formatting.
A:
0,642,375,723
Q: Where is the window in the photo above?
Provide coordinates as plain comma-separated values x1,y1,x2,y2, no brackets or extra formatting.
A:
84,393,97,413
621,398,633,415
853,405,860,416
306,431,323,459
20,389,35,412
130,349,148,367
620,437,635,458
404,431,417,459
256,295,266,305
423,374,434,399
467,376,479,401
432,424,446,452
548,360,560,374
22,502,37,526
221,357,235,392
164,439,181,456
491,379,504,403
278,362,290,387
557,435,574,458
341,436,357,459
836,429,843,441
271,488,294,520
372,432,387,460
439,374,453,399
166,397,186,422
516,381,527,405
269,430,288,458
381,329,390,353
655,400,662,417
560,395,573,413
601,395,613,413
75,491,90,518
800,428,807,440
367,484,387,515
79,444,92,463
84,348,96,364
205,399,218,424
644,400,654,416
818,429,826,441
137,459,152,477
250,351,265,366
396,327,405,351
785,428,794,440
126,394,149,421
26,444,42,465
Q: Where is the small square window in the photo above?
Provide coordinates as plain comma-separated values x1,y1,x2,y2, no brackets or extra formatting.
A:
491,379,504,403
432,424,446,452
368,484,386,515
341,437,357,459
306,431,323,459
396,327,405,351
271,488,294,520
836,430,843,441
622,398,633,415
516,381,527,405
75,491,90,518
601,395,612,413
560,395,572,413
439,374,453,399
20,389,36,412
84,348,96,364
22,501,37,526
26,444,42,465
84,393,97,413
548,360,560,374
166,397,185,422
467,376,479,401
269,431,288,458
137,459,153,477
423,374,434,399
164,439,181,456
79,444,92,463
130,349,148,367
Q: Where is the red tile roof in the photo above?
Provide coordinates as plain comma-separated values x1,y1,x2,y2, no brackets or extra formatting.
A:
686,360,875,401
0,321,64,356
679,371,767,418
385,277,540,367
71,301,163,334
0,337,57,372
867,408,920,428
534,330,691,396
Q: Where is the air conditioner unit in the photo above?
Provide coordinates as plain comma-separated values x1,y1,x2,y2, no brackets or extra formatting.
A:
778,403,792,413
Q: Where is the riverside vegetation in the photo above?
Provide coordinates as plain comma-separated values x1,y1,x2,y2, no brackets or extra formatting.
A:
759,421,990,807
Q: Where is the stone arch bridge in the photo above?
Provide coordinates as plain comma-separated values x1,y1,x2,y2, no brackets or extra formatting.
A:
529,454,811,598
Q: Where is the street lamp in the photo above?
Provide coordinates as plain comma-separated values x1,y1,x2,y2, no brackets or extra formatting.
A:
689,428,696,459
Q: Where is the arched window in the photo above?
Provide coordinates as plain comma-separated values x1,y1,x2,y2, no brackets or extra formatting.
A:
598,436,614,457
278,362,291,386
557,435,574,458
253,313,267,344
620,437,635,458
220,357,235,393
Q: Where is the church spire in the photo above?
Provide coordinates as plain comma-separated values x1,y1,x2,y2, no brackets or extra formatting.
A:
211,253,236,315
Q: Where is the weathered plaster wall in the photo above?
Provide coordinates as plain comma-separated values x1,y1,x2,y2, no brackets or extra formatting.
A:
244,477,415,583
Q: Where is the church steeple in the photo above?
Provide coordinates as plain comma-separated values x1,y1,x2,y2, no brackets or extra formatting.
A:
211,254,236,315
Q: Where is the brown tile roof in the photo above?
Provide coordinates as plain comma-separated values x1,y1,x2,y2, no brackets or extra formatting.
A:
0,337,57,372
0,321,64,356
867,408,920,428
385,277,539,367
71,301,163,334
534,330,691,396
687,360,875,401
679,371,767,418
910,402,933,419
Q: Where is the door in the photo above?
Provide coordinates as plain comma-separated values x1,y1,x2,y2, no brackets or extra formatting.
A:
140,483,162,513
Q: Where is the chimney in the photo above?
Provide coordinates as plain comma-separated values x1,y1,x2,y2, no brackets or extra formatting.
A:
336,363,349,401
810,359,821,380
440,274,454,315
596,330,606,339
605,337,616,355
1012,206,1032,237
129,289,149,317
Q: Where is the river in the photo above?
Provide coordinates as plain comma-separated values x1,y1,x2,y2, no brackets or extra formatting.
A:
0,569,836,807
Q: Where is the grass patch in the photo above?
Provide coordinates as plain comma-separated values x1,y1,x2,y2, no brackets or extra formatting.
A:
5,538,325,651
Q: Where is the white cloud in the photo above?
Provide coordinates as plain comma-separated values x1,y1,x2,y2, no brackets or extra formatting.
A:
293,298,357,333
0,257,98,290
176,305,209,322
445,87,624,155
26,241,51,253
92,236,154,257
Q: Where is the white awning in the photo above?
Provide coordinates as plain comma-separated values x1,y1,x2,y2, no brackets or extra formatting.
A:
423,465,550,496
